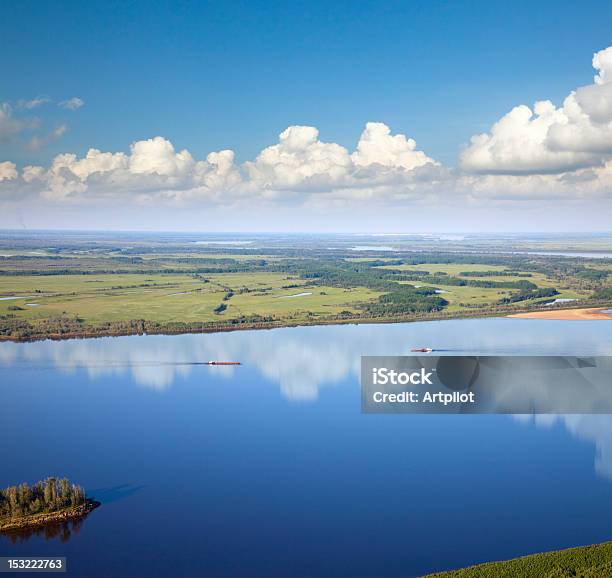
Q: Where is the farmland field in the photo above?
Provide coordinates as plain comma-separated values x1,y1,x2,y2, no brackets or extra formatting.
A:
0,231,610,340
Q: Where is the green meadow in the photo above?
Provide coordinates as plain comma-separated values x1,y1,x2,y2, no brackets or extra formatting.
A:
0,272,380,325
377,262,589,311
0,235,609,339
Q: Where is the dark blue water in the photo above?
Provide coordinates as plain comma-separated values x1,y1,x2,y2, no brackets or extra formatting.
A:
1,318,612,577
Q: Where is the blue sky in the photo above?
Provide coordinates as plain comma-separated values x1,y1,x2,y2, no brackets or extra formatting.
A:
1,0,612,231
3,0,611,166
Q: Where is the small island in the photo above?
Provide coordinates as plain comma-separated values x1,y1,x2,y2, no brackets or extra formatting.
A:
0,477,99,532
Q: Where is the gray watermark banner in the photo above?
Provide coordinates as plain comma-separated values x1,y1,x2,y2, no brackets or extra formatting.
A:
361,356,612,414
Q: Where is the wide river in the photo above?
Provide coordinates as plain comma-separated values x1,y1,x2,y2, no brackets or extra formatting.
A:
1,318,612,577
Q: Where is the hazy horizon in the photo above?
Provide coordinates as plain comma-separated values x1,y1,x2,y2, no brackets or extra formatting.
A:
0,227,612,234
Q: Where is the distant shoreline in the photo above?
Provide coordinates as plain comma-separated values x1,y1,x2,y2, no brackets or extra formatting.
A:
508,307,612,320
0,499,99,532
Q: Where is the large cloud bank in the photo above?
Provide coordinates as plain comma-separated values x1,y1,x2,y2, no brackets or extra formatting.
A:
0,122,442,205
2,47,612,208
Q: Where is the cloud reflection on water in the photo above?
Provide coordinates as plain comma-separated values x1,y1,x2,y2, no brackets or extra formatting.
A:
514,414,612,481
2,318,612,479
0,318,611,399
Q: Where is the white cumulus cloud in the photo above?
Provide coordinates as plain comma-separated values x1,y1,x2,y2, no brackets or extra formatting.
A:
0,161,18,181
194,150,242,191
461,46,612,175
129,136,194,178
22,165,45,183
245,125,352,190
352,121,437,170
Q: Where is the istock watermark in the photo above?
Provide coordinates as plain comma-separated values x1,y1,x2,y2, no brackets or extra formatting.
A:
361,356,612,414
372,367,434,386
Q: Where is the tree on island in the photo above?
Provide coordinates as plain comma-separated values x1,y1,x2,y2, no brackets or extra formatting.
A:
0,477,87,521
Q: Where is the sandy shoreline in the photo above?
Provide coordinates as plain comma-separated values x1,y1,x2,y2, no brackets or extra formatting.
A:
508,307,612,320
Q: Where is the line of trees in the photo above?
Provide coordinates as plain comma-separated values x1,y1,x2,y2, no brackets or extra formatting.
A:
361,287,448,316
499,287,559,304
0,478,86,521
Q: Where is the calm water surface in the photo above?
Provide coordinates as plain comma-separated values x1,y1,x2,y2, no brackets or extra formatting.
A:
1,318,612,577
520,251,612,259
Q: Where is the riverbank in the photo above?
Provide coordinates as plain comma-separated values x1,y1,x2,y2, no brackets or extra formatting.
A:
425,540,612,577
0,499,100,532
508,307,612,320
1,301,611,343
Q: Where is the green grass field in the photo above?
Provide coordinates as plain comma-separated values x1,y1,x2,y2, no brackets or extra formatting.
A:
379,262,591,311
426,541,612,577
227,286,380,318
0,272,380,325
